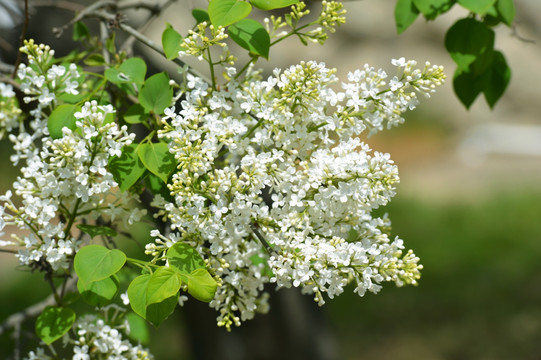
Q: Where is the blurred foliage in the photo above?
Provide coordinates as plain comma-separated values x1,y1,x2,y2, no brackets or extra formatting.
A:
327,189,541,360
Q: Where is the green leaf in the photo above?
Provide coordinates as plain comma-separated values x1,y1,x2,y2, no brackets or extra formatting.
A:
186,268,218,303
72,21,90,41
458,0,496,14
162,24,184,60
74,245,126,286
250,0,298,11
395,0,420,34
146,294,179,327
496,0,515,26
229,19,270,59
105,57,147,87
128,274,151,319
127,272,179,326
109,143,146,191
483,50,511,108
192,8,210,24
123,104,148,125
77,275,119,307
76,224,117,239
146,267,181,306
126,312,150,344
48,104,78,139
35,306,76,345
453,67,485,109
444,18,494,72
208,0,252,27
412,0,455,19
84,53,106,67
138,72,173,115
137,142,176,184
166,242,206,276
144,171,174,201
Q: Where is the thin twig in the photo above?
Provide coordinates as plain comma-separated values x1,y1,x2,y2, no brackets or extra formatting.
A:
51,0,116,38
251,225,278,256
89,10,210,82
120,0,177,55
11,0,29,79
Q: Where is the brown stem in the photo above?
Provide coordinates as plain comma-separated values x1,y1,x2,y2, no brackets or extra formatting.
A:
11,0,29,79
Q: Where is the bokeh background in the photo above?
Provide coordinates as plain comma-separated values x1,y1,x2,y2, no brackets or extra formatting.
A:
1,0,541,359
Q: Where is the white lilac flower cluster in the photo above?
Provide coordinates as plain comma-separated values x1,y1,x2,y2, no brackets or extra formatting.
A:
147,59,444,329
0,100,144,270
0,82,22,139
24,314,153,360
16,39,81,135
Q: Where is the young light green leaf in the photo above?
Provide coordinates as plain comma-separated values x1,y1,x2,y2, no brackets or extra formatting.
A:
445,18,494,71
109,143,146,191
128,274,151,319
137,142,176,184
413,0,455,20
166,242,206,276
458,0,496,14
35,306,76,345
395,0,420,34
229,19,270,59
483,50,511,108
496,0,515,26
146,267,181,306
77,275,119,308
138,72,173,115
162,24,184,60
74,245,126,286
76,224,117,239
208,0,252,27
192,8,210,24
48,104,78,139
146,294,179,327
186,268,218,303
250,0,298,11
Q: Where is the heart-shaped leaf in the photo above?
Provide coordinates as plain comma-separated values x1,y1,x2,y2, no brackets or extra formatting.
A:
77,275,119,308
458,0,496,14
395,0,420,34
209,0,252,27
250,0,298,11
445,18,494,71
162,24,184,60
109,143,146,191
137,142,176,184
186,268,218,303
166,242,206,276
229,19,270,59
138,72,173,115
74,245,126,286
35,306,76,345
48,104,78,139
